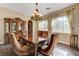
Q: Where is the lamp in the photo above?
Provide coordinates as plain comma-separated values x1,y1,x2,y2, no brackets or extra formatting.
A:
31,3,43,21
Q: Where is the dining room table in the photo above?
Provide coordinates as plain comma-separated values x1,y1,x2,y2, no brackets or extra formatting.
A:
34,37,49,56
22,35,49,56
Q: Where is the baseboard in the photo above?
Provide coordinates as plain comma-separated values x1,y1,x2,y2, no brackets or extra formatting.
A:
58,41,70,45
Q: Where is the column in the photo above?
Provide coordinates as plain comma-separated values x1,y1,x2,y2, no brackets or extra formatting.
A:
48,16,52,39
33,20,39,55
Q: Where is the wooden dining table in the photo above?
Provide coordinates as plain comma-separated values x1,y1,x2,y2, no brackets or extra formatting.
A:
21,36,48,56
34,37,48,56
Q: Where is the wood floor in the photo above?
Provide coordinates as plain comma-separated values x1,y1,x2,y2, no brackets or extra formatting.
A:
53,43,79,56
0,44,16,56
0,43,79,56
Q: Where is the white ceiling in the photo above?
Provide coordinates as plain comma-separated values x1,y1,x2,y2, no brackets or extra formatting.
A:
0,3,76,16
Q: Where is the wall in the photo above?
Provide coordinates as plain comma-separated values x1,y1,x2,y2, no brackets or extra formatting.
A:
58,33,70,45
0,7,28,44
73,5,79,48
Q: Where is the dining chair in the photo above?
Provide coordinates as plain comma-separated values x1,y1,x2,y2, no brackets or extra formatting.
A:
37,34,59,56
10,33,35,56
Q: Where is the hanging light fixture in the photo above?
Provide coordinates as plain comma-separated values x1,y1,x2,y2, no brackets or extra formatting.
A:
31,3,43,21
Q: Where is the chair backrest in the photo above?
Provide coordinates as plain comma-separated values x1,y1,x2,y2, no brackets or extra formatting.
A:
10,33,28,55
10,33,36,56
38,34,59,55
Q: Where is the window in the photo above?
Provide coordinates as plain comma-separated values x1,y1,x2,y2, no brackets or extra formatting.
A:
38,20,48,31
51,16,70,33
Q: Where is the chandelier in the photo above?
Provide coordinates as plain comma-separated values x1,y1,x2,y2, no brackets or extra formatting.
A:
31,3,43,21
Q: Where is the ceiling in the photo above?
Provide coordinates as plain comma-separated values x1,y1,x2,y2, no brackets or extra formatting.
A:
0,3,76,16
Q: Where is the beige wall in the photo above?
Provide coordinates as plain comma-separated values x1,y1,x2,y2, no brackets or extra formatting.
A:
58,34,70,45
73,5,79,48
0,7,28,44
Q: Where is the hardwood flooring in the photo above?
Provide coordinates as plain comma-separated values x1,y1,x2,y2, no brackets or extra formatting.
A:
0,43,79,56
53,43,79,56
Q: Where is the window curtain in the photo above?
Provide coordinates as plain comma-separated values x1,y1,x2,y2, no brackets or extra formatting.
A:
51,15,58,33
51,12,71,33
38,20,48,31
66,9,75,34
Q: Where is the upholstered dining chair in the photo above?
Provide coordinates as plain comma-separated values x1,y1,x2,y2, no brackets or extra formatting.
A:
10,33,35,56
37,34,59,56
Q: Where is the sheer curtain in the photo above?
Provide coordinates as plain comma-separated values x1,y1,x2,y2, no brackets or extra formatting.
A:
38,20,48,31
66,9,75,34
51,13,71,33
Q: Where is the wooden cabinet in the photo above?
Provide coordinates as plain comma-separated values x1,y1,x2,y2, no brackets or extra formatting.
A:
4,18,12,33
70,34,78,47
4,18,33,44
28,20,33,42
4,18,27,44
38,31,48,38
4,18,12,44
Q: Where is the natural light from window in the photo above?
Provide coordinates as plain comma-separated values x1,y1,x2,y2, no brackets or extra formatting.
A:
38,20,48,31
51,16,71,33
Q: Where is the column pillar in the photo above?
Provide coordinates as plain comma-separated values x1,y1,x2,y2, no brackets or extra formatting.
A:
32,20,39,55
48,16,52,39
33,21,39,43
